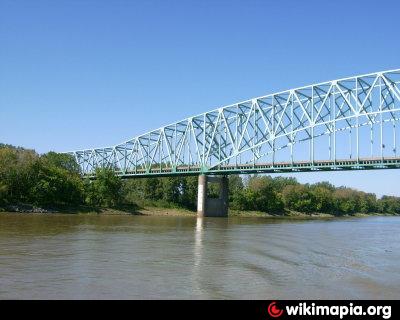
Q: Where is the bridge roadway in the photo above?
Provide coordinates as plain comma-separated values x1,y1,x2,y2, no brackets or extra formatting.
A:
82,156,400,178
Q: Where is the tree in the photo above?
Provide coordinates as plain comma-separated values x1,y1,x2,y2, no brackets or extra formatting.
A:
161,177,182,203
180,176,198,209
122,178,144,204
359,192,377,213
377,196,400,214
312,186,334,213
85,168,123,207
29,159,84,206
229,175,244,197
311,181,336,191
332,188,360,215
42,152,80,174
0,146,39,204
231,176,284,213
282,184,316,213
269,176,299,192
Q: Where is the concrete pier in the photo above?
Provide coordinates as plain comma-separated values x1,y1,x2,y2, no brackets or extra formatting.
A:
197,175,229,217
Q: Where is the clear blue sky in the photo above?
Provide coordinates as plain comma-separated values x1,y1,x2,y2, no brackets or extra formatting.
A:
1,0,399,197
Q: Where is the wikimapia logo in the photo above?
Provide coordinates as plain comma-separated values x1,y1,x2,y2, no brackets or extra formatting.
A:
267,302,284,318
267,302,391,319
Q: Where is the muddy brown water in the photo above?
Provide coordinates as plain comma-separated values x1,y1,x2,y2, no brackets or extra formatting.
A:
0,213,399,299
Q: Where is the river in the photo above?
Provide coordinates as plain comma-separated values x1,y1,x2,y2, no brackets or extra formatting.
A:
0,213,399,299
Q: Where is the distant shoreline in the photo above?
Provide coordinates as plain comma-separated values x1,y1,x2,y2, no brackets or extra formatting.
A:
1,204,399,219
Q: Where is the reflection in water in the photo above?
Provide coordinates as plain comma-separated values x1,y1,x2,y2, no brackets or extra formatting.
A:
194,217,203,267
0,214,399,299
192,217,204,296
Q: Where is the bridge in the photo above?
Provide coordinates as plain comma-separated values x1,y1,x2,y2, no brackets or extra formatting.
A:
67,69,400,217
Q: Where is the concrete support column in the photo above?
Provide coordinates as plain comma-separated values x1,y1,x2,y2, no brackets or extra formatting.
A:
197,175,229,217
197,174,207,217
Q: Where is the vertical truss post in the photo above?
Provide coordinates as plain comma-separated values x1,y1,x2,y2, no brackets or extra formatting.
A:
333,85,337,165
311,88,314,165
394,122,397,157
380,77,384,161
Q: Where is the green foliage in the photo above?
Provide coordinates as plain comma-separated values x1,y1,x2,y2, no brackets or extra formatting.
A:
179,176,198,209
1,143,400,216
0,145,83,207
0,145,83,206
377,196,400,214
332,188,360,215
42,152,80,173
312,186,334,213
231,176,284,213
0,146,39,204
282,184,316,213
122,175,198,210
228,174,244,196
266,176,299,192
85,168,123,207
29,159,84,206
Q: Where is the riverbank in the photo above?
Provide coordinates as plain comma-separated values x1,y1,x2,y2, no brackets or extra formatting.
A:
0,203,194,216
1,204,398,219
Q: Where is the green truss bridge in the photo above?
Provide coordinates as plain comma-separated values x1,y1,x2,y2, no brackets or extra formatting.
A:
67,69,400,216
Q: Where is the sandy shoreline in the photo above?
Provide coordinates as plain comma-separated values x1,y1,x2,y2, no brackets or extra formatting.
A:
2,205,398,219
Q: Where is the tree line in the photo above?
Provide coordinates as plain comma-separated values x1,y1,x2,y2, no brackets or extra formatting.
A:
1,143,399,215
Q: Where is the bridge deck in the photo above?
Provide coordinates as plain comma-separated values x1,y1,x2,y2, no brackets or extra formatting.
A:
83,156,400,178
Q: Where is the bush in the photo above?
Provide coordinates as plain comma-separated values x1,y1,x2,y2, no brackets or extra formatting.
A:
85,168,123,207
282,184,316,213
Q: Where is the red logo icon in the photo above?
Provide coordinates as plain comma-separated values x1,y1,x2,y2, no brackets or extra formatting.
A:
268,301,284,318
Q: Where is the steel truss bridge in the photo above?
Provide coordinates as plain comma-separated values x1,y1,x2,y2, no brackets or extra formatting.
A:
68,69,400,178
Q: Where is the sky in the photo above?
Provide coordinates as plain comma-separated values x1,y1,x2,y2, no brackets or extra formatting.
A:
1,0,400,197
